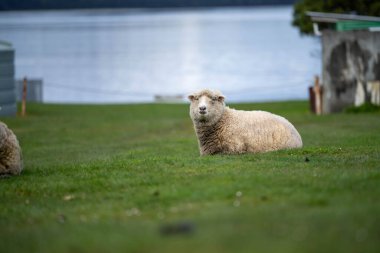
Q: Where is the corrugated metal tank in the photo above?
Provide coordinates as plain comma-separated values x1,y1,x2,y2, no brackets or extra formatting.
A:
0,41,16,117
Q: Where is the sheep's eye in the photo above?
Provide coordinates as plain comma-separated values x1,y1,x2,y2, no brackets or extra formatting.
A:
194,97,199,101
212,97,217,101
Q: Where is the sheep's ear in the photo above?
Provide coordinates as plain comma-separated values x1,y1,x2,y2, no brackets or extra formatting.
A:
218,95,225,102
188,94,195,101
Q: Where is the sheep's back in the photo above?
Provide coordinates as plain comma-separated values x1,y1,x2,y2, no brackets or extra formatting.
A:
220,109,302,153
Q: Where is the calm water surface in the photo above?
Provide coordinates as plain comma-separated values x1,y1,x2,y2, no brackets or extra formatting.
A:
0,6,320,103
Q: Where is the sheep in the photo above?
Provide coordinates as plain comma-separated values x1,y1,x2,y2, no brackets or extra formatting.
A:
188,89,303,155
0,121,23,176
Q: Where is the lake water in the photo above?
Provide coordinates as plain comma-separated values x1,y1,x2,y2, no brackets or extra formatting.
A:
0,6,320,103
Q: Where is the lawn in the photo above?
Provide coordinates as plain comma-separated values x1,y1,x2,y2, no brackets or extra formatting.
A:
0,101,379,253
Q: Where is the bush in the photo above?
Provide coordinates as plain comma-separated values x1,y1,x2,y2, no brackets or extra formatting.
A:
292,0,380,35
345,103,380,113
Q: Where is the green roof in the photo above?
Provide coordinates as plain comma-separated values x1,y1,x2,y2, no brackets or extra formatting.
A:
307,12,380,32
336,20,380,31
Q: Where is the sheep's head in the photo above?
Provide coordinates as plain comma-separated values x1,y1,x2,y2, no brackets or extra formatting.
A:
188,89,225,126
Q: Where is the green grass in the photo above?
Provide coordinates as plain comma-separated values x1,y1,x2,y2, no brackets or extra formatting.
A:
0,101,379,253
345,102,380,113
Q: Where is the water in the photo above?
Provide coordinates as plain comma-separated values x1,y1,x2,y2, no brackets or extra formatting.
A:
0,6,320,103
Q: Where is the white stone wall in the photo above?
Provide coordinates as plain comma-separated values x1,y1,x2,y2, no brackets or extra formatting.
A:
322,30,380,113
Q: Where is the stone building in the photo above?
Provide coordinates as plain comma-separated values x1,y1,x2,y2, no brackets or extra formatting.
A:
308,12,380,113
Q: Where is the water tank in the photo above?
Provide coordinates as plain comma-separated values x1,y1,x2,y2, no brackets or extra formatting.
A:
0,41,16,117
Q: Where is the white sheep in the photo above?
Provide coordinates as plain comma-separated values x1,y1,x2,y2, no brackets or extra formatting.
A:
0,121,23,176
188,89,303,155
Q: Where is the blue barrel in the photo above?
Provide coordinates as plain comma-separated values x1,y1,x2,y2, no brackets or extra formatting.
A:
0,41,16,117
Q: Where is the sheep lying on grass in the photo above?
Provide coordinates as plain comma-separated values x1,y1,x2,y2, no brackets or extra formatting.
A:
188,89,303,155
0,121,23,176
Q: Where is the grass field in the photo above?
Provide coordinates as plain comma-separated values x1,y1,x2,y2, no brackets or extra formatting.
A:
0,101,379,253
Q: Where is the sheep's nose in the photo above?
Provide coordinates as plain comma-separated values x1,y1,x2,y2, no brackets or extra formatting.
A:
199,106,206,111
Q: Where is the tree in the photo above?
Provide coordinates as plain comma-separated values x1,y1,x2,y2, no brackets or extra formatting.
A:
292,0,380,35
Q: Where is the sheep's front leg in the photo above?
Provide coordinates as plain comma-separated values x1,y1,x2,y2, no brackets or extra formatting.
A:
0,163,12,178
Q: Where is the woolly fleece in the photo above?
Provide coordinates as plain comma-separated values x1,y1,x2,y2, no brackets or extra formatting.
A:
188,89,303,155
0,121,23,176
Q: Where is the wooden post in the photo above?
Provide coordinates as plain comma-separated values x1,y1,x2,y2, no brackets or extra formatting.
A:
21,77,27,117
309,86,316,113
313,75,322,115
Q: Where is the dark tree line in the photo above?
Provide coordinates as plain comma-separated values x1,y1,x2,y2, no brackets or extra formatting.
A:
292,0,380,35
0,0,296,11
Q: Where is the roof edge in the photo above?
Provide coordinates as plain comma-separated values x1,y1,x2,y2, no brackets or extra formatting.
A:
307,11,380,23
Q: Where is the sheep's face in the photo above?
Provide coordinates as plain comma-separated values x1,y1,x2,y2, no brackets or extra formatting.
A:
188,90,225,126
